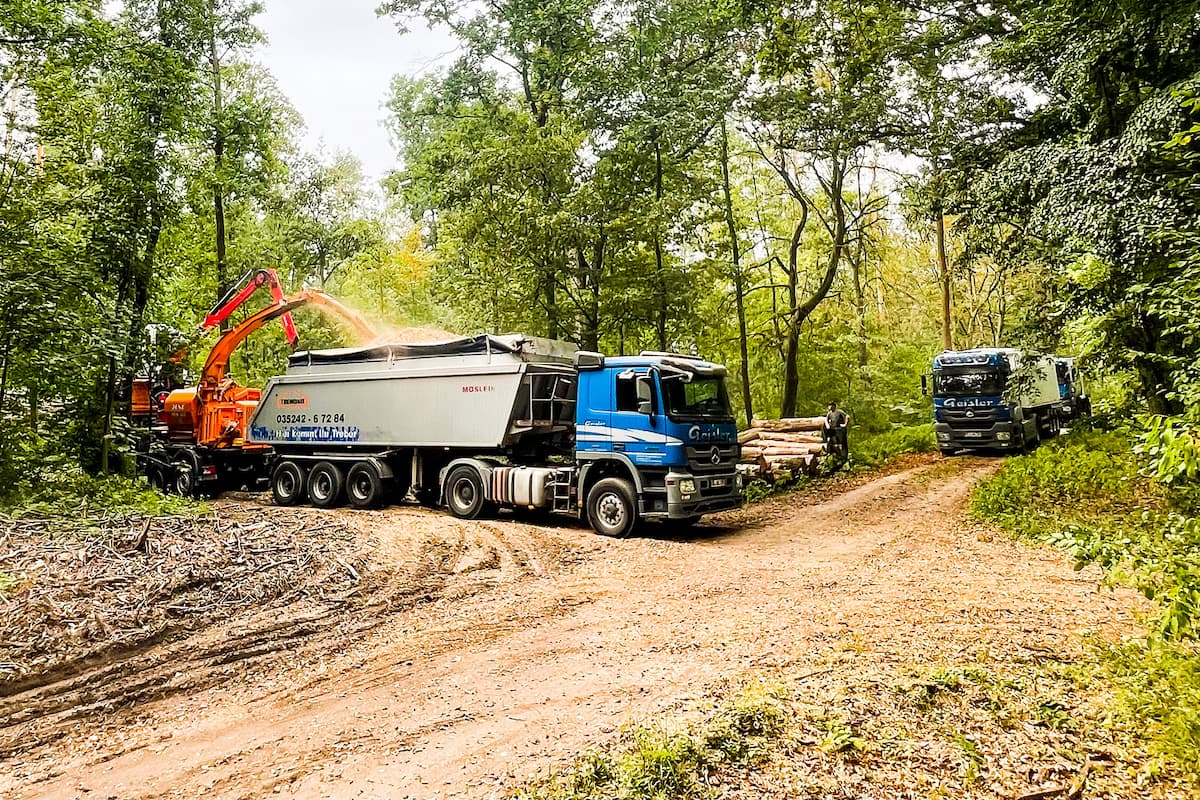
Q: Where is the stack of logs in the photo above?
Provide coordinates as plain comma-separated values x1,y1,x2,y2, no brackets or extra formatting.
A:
738,417,830,478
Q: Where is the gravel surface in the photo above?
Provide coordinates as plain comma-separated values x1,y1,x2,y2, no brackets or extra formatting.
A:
0,456,1169,799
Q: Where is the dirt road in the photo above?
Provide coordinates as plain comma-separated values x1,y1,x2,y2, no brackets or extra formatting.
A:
1,457,1143,799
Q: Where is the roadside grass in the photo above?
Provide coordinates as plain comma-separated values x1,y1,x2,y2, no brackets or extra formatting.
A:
514,648,1182,800
973,428,1200,779
0,470,201,519
849,422,937,469
0,571,20,596
515,682,792,800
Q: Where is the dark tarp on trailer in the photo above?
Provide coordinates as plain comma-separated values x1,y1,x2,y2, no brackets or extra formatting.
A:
287,334,521,367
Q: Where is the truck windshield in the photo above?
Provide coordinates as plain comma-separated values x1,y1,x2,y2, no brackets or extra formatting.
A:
661,377,733,421
933,369,1006,397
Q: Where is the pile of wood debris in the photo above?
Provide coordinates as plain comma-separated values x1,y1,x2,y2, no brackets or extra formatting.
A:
737,417,836,479
0,509,371,686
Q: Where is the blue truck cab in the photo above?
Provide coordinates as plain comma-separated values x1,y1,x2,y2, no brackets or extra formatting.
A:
573,350,743,530
931,348,1069,454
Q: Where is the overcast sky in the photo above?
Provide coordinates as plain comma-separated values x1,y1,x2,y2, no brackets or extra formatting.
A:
258,1,459,184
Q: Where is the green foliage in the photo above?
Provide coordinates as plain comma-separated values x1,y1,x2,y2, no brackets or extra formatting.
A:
518,683,791,800
971,430,1143,538
0,469,200,519
1139,415,1200,486
956,1,1200,412
816,716,866,754
973,425,1200,771
951,733,983,783
1106,639,1200,774
850,424,936,468
0,572,20,596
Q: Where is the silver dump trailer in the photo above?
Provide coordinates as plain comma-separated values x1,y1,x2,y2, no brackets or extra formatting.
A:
247,334,582,512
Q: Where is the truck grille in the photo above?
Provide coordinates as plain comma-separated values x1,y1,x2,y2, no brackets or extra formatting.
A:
685,445,739,473
942,409,998,431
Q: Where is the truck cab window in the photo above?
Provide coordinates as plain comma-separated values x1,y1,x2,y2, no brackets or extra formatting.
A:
616,375,639,412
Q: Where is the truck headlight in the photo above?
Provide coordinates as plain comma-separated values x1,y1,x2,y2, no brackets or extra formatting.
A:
679,479,696,494
996,432,1010,441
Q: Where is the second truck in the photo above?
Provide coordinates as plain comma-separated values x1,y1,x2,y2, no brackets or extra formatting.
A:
247,334,744,536
930,347,1089,454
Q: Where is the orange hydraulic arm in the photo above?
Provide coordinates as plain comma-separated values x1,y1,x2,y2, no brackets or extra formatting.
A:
162,289,377,449
198,289,377,392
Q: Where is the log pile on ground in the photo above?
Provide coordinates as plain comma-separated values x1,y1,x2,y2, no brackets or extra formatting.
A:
738,417,832,479
0,509,372,685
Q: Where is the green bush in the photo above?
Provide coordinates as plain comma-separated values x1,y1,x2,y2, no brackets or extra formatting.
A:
971,429,1145,538
850,423,937,468
1107,639,1200,774
973,427,1200,776
518,684,792,800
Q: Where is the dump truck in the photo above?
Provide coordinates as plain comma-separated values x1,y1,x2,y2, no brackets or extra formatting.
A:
929,348,1088,455
246,335,743,536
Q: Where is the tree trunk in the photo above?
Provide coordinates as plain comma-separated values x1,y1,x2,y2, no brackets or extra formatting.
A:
849,249,868,369
780,209,806,417
935,207,952,351
0,336,9,416
100,353,117,474
544,266,559,340
781,161,848,417
720,119,753,427
209,6,229,325
652,133,668,351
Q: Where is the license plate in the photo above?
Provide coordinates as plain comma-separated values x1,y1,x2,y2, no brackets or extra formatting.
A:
711,478,726,488
965,431,983,438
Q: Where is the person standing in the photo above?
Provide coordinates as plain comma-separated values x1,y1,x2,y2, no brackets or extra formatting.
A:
824,401,849,455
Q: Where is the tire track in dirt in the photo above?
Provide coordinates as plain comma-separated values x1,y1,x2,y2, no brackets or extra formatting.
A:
0,504,588,761
0,457,1022,800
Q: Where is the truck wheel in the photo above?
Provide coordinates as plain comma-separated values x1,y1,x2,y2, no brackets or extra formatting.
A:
173,459,197,498
586,478,638,538
1022,418,1040,453
445,465,490,519
307,461,345,508
346,462,384,509
271,461,306,506
147,467,166,492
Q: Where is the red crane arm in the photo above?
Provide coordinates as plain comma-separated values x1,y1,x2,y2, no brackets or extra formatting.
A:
199,290,377,390
204,269,299,346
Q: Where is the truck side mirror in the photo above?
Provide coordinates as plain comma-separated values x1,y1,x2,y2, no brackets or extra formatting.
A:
921,374,928,396
636,376,653,415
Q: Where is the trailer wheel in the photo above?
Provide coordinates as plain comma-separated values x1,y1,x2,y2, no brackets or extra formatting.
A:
346,462,384,509
445,465,494,519
586,478,638,538
307,461,345,508
271,460,306,506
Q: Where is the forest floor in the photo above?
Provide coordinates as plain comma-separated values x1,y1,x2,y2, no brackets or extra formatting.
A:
0,455,1187,799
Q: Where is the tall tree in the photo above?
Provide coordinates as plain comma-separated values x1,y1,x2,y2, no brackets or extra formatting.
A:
743,0,907,416
957,0,1200,412
200,0,265,307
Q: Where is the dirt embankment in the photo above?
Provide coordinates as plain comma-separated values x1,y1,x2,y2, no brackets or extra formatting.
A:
0,456,1166,799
